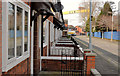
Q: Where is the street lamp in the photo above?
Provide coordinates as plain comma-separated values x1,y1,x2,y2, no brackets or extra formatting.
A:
89,0,92,50
109,1,116,41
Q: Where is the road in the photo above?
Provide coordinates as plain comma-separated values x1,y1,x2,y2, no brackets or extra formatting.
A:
73,36,119,76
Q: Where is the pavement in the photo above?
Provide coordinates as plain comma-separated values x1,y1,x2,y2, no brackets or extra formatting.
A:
73,36,119,76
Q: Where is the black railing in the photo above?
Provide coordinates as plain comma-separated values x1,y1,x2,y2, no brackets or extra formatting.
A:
60,49,85,76
49,37,87,76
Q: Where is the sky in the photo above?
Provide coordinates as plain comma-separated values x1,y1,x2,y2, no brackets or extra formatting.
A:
61,0,120,26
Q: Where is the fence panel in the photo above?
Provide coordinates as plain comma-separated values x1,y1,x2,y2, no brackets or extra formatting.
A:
87,32,93,37
103,32,111,39
94,32,101,38
113,31,120,40
103,31,120,40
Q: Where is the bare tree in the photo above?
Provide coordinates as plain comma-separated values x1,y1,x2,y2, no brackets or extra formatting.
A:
96,1,118,31
79,0,103,26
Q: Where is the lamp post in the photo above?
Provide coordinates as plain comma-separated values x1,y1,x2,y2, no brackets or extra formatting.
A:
109,1,116,41
111,13,113,41
89,0,92,50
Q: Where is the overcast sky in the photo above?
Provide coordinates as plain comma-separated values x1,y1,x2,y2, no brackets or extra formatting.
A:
61,0,120,26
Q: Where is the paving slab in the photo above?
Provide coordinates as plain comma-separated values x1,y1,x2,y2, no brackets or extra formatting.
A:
74,36,119,75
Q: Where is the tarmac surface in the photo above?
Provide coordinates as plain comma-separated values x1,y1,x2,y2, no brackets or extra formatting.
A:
74,36,119,76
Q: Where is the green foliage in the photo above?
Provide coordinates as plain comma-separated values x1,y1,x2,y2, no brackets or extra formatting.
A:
95,2,112,32
100,2,112,16
85,17,95,32
85,23,90,32
67,35,71,38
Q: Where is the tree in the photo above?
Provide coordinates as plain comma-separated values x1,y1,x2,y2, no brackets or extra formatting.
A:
85,16,96,32
79,0,103,26
96,2,118,31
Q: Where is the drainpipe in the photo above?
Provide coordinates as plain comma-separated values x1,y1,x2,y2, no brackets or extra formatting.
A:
41,14,43,56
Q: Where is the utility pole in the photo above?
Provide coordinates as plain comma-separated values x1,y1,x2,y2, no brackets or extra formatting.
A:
89,0,92,50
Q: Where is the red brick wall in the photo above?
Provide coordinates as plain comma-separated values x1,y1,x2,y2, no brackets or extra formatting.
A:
86,56,96,76
48,16,53,23
42,59,83,71
43,46,47,56
56,44,75,47
2,58,31,75
33,18,40,74
22,0,31,6
33,7,54,74
42,42,54,56
0,0,2,75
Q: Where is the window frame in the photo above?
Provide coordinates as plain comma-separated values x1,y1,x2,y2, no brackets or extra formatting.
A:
50,22,54,42
43,20,48,44
2,0,30,72
39,19,50,48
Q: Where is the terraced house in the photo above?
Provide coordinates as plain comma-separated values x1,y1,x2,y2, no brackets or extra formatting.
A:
0,0,98,75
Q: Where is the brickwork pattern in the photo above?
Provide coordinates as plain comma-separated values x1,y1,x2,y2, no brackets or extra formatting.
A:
2,58,31,75
55,44,75,47
86,56,95,76
43,46,47,56
42,59,83,71
48,16,53,23
33,18,40,74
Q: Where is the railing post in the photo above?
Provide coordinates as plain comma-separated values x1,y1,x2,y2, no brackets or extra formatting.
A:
85,53,97,76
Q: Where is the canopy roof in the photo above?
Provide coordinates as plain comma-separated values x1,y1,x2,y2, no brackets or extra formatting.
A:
31,0,64,30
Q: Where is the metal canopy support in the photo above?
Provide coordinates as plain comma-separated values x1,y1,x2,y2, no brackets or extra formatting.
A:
41,13,52,56
43,14,51,22
53,17,63,30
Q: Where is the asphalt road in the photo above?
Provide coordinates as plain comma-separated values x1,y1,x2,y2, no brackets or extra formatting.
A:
73,36,119,76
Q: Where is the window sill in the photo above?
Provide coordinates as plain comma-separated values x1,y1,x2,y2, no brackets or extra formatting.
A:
2,52,30,72
43,43,47,48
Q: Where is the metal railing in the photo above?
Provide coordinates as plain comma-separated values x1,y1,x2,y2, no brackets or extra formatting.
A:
49,37,87,76
60,48,86,76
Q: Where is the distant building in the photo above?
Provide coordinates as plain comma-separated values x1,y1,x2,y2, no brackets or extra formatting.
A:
75,26,83,33
62,19,68,36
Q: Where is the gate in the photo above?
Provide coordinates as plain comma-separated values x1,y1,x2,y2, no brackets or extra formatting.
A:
60,47,86,76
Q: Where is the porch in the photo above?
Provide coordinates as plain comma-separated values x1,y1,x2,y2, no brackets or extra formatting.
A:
39,37,97,76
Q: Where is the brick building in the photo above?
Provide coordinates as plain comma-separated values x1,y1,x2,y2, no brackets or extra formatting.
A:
1,0,31,75
75,26,85,35
0,0,98,76
62,19,68,36
0,0,64,75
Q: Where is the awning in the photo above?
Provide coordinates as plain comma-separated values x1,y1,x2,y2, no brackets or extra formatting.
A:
54,2,65,25
32,1,56,13
53,17,63,29
31,1,55,21
31,0,65,30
